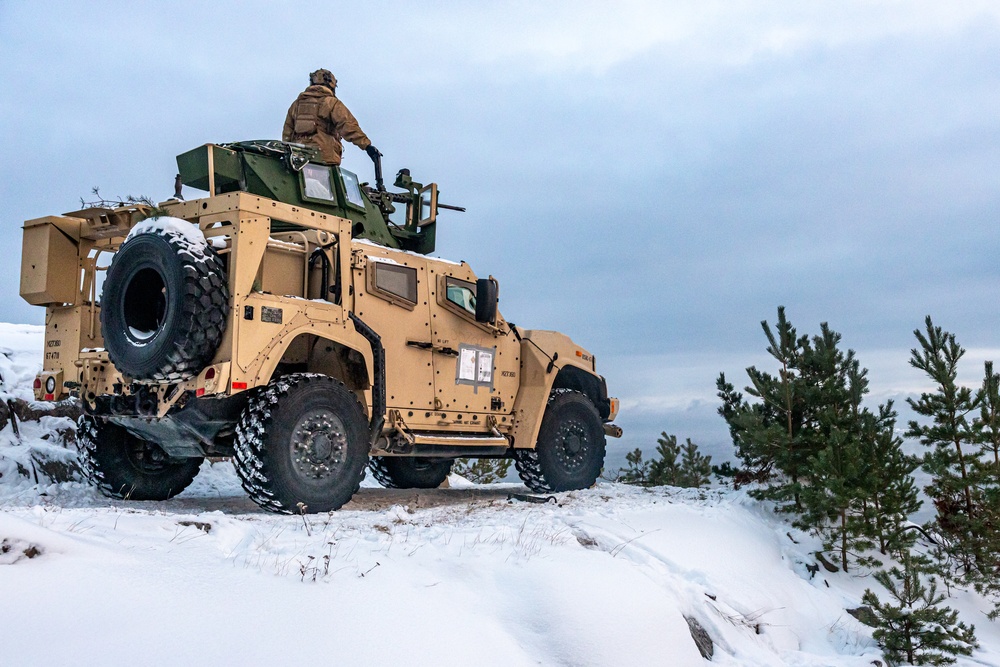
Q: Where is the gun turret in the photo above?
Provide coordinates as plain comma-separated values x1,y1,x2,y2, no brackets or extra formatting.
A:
175,141,455,255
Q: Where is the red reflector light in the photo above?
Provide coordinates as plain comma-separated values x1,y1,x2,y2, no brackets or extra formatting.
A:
232,382,248,390
33,378,41,389
44,393,54,401
196,388,205,397
205,367,216,380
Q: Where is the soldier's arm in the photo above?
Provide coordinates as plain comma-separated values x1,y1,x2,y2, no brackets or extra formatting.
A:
282,105,295,142
330,99,372,150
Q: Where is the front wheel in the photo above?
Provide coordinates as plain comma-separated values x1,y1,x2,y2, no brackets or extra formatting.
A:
514,391,606,493
77,415,203,500
233,374,370,514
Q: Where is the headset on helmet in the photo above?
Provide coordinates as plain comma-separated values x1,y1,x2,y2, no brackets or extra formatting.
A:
309,69,337,88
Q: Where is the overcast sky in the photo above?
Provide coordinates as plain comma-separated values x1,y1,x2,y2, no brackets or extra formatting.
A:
2,1,999,461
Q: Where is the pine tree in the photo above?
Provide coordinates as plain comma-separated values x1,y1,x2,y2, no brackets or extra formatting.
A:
719,308,922,571
797,355,876,572
977,360,1000,472
716,374,773,485
862,557,977,665
646,433,683,486
970,361,1000,618
678,438,712,488
861,402,922,564
906,317,987,576
743,307,812,509
617,434,712,489
618,448,650,485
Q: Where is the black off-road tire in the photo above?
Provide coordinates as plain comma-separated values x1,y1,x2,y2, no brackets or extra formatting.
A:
368,457,453,489
233,374,370,514
77,415,203,500
101,224,228,382
514,390,606,493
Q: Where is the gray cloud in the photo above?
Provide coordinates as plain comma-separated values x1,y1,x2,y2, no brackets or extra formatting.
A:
2,1,999,456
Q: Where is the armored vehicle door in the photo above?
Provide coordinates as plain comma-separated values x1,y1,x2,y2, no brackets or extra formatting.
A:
353,247,437,412
427,264,519,425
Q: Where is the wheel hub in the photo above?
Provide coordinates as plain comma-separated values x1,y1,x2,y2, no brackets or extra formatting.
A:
291,410,348,481
555,421,590,470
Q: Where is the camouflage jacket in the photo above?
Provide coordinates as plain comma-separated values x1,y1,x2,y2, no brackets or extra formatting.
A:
282,85,371,165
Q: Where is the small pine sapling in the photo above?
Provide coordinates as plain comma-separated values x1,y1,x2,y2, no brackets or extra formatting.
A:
678,438,712,488
617,448,650,485
617,434,712,489
862,556,977,665
452,458,512,485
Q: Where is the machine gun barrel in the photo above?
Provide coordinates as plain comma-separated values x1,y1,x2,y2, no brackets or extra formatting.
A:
437,203,466,213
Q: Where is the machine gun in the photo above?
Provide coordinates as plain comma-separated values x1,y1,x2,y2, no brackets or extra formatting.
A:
363,166,466,223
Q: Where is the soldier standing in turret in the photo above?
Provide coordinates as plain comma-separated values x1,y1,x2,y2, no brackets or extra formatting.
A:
283,69,380,166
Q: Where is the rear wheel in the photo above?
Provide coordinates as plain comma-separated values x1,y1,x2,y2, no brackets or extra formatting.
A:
368,457,453,489
233,374,369,513
77,415,203,500
514,390,606,492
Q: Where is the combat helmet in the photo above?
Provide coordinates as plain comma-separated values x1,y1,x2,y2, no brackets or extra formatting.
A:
309,68,337,89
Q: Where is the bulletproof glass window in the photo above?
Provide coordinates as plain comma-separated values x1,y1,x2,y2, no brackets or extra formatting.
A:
418,184,437,227
373,262,417,306
445,277,477,316
339,169,366,209
302,164,335,202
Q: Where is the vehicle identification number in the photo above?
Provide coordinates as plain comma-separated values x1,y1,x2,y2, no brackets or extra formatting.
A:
261,306,283,324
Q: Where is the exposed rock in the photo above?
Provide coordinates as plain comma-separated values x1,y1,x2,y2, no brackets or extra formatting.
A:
8,397,82,423
815,551,839,572
685,615,714,660
30,448,82,483
178,520,212,533
847,605,878,628
0,538,43,564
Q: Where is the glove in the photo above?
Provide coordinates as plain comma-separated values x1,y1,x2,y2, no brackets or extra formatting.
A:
366,145,381,161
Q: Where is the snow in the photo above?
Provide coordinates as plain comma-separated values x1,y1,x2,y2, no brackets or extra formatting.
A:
128,325,156,342
355,237,463,265
126,215,212,258
1,324,999,666
0,322,46,401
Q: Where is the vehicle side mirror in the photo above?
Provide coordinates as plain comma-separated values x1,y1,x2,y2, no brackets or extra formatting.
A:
475,278,498,324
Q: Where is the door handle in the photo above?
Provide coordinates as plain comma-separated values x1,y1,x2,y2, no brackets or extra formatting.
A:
406,341,459,357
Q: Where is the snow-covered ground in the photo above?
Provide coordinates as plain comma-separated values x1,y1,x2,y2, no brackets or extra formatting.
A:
2,323,999,666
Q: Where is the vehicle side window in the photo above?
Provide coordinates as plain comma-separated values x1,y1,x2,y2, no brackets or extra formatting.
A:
372,262,417,307
445,277,476,316
302,164,336,202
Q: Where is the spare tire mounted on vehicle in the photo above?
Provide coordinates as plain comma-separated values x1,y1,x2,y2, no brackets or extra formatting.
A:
101,218,228,382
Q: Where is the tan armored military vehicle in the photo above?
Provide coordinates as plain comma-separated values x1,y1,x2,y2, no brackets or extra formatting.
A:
19,141,621,513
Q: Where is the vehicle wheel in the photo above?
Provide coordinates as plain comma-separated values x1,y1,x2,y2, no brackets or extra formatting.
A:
101,220,228,382
233,373,369,514
77,415,203,500
368,457,453,489
514,390,606,493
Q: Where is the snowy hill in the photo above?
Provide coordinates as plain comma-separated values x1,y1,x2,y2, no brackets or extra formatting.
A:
1,324,999,666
